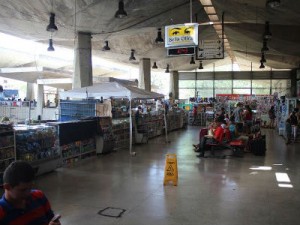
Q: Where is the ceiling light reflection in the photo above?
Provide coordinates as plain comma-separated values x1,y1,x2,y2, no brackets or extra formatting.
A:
278,183,293,188
275,173,291,183
249,166,272,171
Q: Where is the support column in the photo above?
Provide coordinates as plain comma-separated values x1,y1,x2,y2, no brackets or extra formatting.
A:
169,70,179,99
36,84,44,120
73,32,93,89
138,58,151,91
290,69,297,97
26,83,34,100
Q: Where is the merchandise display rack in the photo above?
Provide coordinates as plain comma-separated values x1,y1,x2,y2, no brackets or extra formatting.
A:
97,117,114,154
136,113,164,138
62,138,96,164
14,124,61,175
167,110,185,131
188,112,207,126
0,124,15,184
112,118,130,150
47,120,98,165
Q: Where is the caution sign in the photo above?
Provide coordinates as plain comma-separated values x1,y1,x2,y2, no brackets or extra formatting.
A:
163,154,178,186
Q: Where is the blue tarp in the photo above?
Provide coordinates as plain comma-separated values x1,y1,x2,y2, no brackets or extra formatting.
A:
3,89,19,98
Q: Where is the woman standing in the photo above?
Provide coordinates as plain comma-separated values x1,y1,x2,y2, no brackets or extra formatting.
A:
243,105,253,134
289,109,298,142
268,106,276,128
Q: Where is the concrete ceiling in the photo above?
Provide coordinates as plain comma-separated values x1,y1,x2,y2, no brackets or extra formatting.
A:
0,0,299,87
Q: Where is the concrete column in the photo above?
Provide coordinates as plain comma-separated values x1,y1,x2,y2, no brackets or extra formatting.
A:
138,58,151,91
290,69,297,97
73,32,93,89
169,70,179,99
36,84,44,120
26,83,34,100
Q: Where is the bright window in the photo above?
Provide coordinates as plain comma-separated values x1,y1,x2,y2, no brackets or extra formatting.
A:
215,80,232,88
252,80,271,88
233,89,251,95
179,80,196,88
215,88,232,95
233,80,251,88
179,88,196,99
196,80,213,88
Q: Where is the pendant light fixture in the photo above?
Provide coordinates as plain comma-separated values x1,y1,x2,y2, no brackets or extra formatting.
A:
129,49,136,61
266,0,280,8
261,52,266,63
115,0,127,18
261,39,269,52
46,13,58,32
165,64,170,73
198,61,203,69
190,56,195,64
259,60,265,69
102,41,110,51
263,21,272,40
152,62,158,69
47,39,55,51
155,28,164,43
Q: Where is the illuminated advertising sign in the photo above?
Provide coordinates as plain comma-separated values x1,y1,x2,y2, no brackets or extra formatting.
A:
167,47,196,56
165,23,199,48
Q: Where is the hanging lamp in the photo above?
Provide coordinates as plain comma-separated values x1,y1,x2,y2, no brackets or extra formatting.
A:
263,21,272,40
46,13,58,32
152,62,158,69
259,60,265,69
190,56,195,64
129,49,136,60
155,28,164,43
198,61,203,69
266,0,280,8
47,39,55,51
261,39,269,52
261,52,266,63
165,64,170,73
102,41,110,51
115,0,127,18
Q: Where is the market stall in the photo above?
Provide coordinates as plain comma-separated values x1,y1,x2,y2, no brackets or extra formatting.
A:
59,82,164,155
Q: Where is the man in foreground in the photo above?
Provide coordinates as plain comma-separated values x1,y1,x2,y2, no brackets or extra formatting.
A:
0,161,61,225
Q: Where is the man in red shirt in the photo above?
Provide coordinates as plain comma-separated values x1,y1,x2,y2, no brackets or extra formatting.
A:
197,119,225,157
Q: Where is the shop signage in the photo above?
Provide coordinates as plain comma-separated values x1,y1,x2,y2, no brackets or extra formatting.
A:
167,46,196,56
165,23,198,48
198,39,224,60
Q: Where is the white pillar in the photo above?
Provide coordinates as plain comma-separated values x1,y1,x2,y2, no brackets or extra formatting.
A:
26,83,34,100
138,58,151,91
169,70,179,99
36,84,44,120
73,32,93,89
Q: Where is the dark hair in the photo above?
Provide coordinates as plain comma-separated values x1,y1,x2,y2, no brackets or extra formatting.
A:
3,161,35,187
245,105,252,115
216,117,224,123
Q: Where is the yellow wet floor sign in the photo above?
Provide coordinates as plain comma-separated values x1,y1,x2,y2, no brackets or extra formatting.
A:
163,154,178,186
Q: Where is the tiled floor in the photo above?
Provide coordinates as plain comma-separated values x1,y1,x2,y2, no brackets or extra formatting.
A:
23,127,300,224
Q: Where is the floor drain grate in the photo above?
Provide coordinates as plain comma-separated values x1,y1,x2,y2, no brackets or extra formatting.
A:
98,207,126,218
